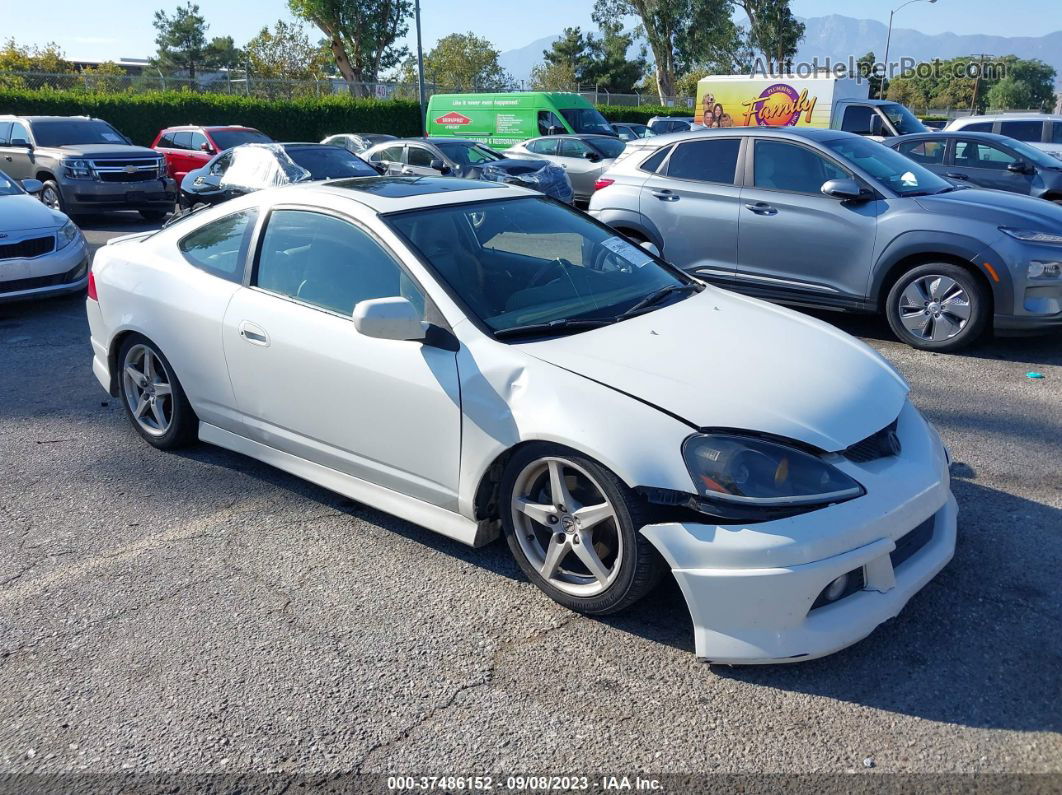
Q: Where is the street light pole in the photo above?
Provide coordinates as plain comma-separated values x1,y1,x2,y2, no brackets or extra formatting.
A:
415,0,427,137
881,0,938,99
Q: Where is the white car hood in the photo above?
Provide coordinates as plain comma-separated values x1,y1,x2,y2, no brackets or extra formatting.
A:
518,287,909,452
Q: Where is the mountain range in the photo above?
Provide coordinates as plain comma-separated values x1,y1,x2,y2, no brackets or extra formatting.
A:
499,14,1062,89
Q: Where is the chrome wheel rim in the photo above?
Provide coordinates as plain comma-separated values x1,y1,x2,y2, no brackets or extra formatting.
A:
511,457,622,597
898,275,972,342
122,345,174,437
41,186,61,210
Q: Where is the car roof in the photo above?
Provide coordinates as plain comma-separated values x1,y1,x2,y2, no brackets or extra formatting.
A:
642,127,851,145
952,114,1062,123
162,125,261,132
0,115,100,122
280,176,526,212
886,130,1018,144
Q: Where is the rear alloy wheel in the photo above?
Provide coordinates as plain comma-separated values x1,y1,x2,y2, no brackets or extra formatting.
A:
119,337,197,449
501,445,663,615
885,263,989,352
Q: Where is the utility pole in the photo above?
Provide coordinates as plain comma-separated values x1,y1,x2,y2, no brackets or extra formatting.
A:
970,53,989,115
414,0,427,137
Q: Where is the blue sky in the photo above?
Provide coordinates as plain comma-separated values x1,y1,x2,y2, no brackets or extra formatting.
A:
6,0,1060,62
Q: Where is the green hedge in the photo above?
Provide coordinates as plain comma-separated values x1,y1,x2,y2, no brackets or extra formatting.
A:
0,87,693,145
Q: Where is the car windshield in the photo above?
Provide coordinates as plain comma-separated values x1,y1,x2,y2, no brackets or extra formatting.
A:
881,103,928,136
434,141,503,165
284,146,378,179
31,119,128,147
210,129,274,150
588,137,626,158
559,107,615,135
825,136,952,196
387,197,694,335
0,170,22,196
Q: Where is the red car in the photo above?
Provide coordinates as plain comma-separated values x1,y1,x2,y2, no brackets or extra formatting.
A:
151,125,274,183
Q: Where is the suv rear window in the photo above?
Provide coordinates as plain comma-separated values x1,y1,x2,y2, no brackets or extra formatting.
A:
665,139,740,183
639,146,672,173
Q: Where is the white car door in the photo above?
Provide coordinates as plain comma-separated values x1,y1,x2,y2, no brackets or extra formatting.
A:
221,206,463,509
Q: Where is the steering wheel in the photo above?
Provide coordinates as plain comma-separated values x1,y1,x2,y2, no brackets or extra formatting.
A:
528,258,567,288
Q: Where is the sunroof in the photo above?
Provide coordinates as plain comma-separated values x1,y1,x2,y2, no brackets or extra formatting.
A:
326,176,495,197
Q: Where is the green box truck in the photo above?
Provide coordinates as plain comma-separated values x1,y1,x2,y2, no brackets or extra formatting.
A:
426,92,617,149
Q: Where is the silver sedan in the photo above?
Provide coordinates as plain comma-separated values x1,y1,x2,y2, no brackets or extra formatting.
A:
0,172,88,303
506,135,627,203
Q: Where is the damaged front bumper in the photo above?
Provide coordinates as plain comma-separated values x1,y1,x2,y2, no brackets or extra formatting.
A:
639,400,958,664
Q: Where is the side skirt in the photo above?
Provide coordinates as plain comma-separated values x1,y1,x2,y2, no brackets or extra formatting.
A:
198,422,485,547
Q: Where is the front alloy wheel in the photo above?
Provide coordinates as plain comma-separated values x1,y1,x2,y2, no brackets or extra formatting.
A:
40,181,64,212
501,445,663,615
886,263,989,352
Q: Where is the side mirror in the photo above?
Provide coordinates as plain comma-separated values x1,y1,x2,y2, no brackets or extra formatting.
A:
429,158,451,174
547,126,562,136
353,297,425,342
821,178,866,201
20,178,43,194
639,240,661,258
10,138,32,149
200,141,215,153
583,151,601,162
1007,161,1030,174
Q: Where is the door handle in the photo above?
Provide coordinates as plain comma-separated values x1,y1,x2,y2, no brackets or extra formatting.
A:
944,172,969,180
651,190,679,201
400,167,415,175
238,320,270,346
744,202,778,215
3,155,11,161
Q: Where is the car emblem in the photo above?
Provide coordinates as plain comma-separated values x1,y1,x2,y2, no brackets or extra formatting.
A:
0,233,7,239
124,165,138,174
434,112,472,126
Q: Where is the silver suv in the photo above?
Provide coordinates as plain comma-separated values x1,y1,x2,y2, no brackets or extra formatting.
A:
589,127,1062,351
0,115,177,220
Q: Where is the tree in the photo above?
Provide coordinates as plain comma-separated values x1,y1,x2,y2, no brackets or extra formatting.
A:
0,38,74,89
886,55,1057,114
244,20,328,79
541,28,598,86
530,60,577,91
855,51,884,98
592,0,733,103
289,0,411,96
152,3,242,80
734,0,804,74
80,61,130,93
416,33,512,92
590,21,647,93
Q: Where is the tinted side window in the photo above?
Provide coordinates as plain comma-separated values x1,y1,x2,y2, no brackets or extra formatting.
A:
172,132,192,150
538,111,564,136
1051,123,1062,145
639,145,672,173
189,131,208,151
407,146,434,167
157,131,176,148
754,141,848,193
255,210,424,318
962,122,993,133
999,120,1044,142
665,139,740,184
559,139,589,157
9,122,30,144
371,145,403,162
841,105,874,134
954,141,1017,170
897,139,945,164
178,209,256,283
530,138,559,155
0,122,10,145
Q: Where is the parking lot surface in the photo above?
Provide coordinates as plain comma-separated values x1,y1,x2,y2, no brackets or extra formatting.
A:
1,213,1060,777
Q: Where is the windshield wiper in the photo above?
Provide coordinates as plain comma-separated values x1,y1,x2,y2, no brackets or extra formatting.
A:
615,283,701,321
493,318,613,340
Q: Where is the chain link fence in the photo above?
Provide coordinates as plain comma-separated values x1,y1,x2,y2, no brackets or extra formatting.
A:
0,71,693,107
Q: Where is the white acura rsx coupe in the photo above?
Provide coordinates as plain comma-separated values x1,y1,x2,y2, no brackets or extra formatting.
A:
86,176,957,664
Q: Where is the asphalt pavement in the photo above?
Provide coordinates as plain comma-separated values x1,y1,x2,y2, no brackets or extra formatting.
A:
0,212,1059,782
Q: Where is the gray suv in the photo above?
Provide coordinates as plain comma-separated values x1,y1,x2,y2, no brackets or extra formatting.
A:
589,127,1062,351
0,115,177,220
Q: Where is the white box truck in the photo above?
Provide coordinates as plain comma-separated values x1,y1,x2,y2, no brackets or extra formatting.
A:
694,74,927,138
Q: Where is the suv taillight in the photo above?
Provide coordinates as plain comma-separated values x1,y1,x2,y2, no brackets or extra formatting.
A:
87,270,98,301
594,178,615,191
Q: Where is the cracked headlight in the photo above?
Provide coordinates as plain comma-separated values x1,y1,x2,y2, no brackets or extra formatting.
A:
683,433,864,509
56,219,80,249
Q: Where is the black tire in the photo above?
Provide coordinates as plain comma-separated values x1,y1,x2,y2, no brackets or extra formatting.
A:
39,179,66,213
500,443,664,616
885,262,990,352
139,208,169,222
117,334,198,450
